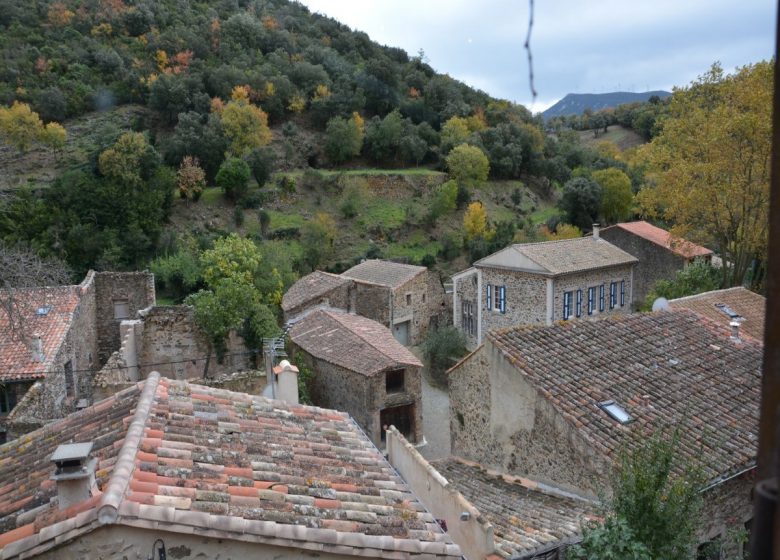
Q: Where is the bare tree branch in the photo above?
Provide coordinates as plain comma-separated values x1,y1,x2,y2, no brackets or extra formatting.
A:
524,0,537,102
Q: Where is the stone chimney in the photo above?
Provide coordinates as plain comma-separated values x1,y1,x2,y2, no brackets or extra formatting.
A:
592,223,600,240
31,334,44,363
50,442,97,510
273,360,299,405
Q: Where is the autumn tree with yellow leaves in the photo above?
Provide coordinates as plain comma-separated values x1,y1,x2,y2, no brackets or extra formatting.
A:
218,85,272,157
638,62,771,287
0,102,67,153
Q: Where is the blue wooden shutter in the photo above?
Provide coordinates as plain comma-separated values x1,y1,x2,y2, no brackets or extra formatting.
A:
576,289,582,317
620,281,625,306
588,288,594,315
499,286,506,313
563,292,570,320
486,284,492,309
599,285,605,311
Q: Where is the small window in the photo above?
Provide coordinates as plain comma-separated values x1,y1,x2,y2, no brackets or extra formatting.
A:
498,286,506,314
609,282,617,309
405,293,412,306
576,289,582,318
486,284,492,310
620,280,626,307
0,387,11,415
587,287,595,315
599,285,606,312
36,306,52,316
494,286,501,310
386,369,405,393
422,293,426,303
715,303,743,320
113,299,129,320
599,400,632,424
563,291,572,320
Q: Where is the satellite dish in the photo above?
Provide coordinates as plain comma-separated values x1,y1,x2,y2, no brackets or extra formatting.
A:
652,297,671,312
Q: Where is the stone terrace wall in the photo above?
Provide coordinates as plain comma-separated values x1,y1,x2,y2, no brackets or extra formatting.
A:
94,271,155,366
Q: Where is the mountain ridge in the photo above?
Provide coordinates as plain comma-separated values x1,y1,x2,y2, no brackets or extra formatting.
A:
542,90,671,119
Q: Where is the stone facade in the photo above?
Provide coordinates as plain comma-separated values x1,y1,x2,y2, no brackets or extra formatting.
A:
601,226,693,307
93,271,155,366
283,282,352,323
454,265,634,350
294,350,423,447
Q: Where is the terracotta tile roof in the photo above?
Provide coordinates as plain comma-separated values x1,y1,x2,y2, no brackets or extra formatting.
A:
433,458,598,559
0,286,82,382
487,310,761,482
670,287,765,341
611,221,712,259
0,374,458,559
282,271,351,312
475,237,637,276
341,260,426,289
289,309,422,376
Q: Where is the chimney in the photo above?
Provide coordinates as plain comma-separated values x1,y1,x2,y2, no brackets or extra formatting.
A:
729,320,742,343
592,223,600,240
31,334,44,363
273,360,299,405
50,442,96,510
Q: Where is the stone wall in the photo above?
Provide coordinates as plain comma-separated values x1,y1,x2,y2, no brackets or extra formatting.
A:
387,427,495,560
94,271,155,366
698,471,755,555
480,267,548,330
552,264,634,322
601,227,688,308
449,341,608,495
353,281,391,328
283,282,352,323
392,271,431,346
136,306,252,380
453,270,480,349
293,348,422,447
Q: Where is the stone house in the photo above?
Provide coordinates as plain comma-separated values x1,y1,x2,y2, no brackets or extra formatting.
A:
0,271,154,440
600,220,713,307
452,230,638,350
0,373,460,560
448,310,761,552
288,308,423,447
283,260,447,346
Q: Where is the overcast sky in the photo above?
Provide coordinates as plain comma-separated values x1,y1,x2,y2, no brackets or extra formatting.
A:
298,0,776,113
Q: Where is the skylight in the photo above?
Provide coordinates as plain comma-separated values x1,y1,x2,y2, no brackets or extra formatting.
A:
715,303,742,320
36,306,52,316
599,400,632,424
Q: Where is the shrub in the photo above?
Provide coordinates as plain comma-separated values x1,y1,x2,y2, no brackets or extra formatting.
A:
422,326,467,386
216,157,250,201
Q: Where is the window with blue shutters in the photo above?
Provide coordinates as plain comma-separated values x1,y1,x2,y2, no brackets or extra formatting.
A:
588,287,595,315
563,291,572,320
576,289,582,317
610,282,617,309
498,286,506,314
620,280,625,307
486,284,492,310
599,285,605,312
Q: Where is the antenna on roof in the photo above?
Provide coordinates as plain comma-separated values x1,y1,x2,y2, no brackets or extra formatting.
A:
652,297,671,312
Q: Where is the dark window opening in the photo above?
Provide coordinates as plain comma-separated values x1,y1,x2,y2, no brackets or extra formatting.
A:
697,538,721,560
0,387,11,415
64,360,75,398
381,404,414,442
405,294,412,305
386,369,405,393
0,432,5,445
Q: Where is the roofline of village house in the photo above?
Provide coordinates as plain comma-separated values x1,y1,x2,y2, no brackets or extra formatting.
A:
472,259,637,279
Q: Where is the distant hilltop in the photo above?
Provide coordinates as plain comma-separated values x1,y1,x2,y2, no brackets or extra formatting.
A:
542,91,672,119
